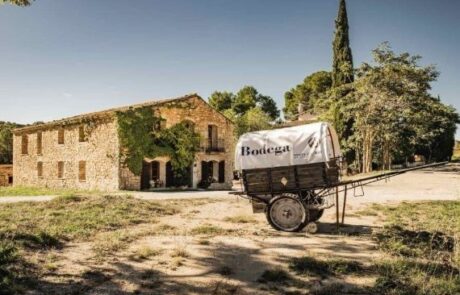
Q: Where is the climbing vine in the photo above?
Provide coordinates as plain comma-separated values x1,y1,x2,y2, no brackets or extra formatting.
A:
116,107,201,183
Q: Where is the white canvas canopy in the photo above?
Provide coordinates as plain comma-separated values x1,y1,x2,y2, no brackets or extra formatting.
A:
235,122,341,171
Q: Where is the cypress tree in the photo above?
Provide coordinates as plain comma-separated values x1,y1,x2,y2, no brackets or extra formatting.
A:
332,0,354,87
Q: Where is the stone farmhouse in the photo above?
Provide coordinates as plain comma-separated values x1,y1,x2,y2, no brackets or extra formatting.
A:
13,94,235,191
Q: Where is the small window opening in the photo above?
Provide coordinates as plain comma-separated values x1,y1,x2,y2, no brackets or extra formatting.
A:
21,134,28,155
58,129,65,144
79,161,86,182
37,162,43,178
58,161,64,179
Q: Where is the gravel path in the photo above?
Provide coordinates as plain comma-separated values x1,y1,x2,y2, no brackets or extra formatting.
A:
1,163,458,204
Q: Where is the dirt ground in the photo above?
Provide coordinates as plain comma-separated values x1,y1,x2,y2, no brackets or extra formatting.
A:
30,164,460,294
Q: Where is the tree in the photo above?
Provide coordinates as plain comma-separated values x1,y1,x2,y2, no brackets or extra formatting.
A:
284,71,332,119
232,86,279,120
332,0,354,87
0,122,22,164
344,43,456,172
232,86,258,116
208,91,235,112
1,0,33,6
231,107,272,137
208,86,280,137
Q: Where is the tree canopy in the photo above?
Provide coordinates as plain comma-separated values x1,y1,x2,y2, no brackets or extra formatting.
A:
208,86,280,137
283,71,332,120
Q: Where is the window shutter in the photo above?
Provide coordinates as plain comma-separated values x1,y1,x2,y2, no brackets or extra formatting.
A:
79,126,87,142
79,161,86,181
58,161,64,178
37,132,42,155
37,162,43,178
58,129,65,144
21,135,28,155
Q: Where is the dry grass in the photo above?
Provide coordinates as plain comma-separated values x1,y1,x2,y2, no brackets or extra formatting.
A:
129,246,162,261
190,224,236,236
223,215,257,224
0,194,180,291
170,246,189,258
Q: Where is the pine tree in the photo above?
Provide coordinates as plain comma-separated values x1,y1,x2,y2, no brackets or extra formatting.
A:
332,0,354,87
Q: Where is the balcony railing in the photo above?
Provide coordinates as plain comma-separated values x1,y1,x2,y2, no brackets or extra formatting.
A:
201,138,225,153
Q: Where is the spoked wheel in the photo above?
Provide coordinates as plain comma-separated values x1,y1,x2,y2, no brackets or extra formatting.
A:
266,194,307,232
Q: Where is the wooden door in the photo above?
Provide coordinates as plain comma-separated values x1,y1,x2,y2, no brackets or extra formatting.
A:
141,161,151,190
218,161,225,183
151,161,160,180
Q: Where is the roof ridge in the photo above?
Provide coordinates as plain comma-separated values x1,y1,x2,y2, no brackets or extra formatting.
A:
14,93,198,133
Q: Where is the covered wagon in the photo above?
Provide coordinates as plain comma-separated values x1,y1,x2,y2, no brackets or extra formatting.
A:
234,122,342,232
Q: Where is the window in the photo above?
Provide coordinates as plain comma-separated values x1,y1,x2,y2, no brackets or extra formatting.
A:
37,162,43,178
79,126,87,142
21,135,28,155
208,125,218,149
8,176,13,184
57,161,64,179
58,129,64,144
154,119,167,131
37,132,42,155
78,161,86,182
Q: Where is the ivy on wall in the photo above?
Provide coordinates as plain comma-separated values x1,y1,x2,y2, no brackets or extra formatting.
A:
116,107,201,182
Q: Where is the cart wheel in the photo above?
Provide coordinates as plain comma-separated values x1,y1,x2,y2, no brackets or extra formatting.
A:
305,222,318,234
308,209,324,222
266,194,307,232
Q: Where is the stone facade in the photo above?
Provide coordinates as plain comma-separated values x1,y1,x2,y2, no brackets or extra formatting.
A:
13,120,120,191
13,94,235,191
0,165,13,187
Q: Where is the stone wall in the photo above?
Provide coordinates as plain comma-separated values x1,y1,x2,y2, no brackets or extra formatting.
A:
119,96,235,190
0,165,13,187
13,120,120,191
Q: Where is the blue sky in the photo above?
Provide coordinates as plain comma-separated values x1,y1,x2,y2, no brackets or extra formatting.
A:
0,0,459,137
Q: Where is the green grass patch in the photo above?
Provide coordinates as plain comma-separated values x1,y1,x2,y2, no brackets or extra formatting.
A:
371,201,460,295
289,256,366,278
0,186,102,197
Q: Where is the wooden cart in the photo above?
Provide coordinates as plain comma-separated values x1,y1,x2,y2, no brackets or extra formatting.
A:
231,161,448,233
